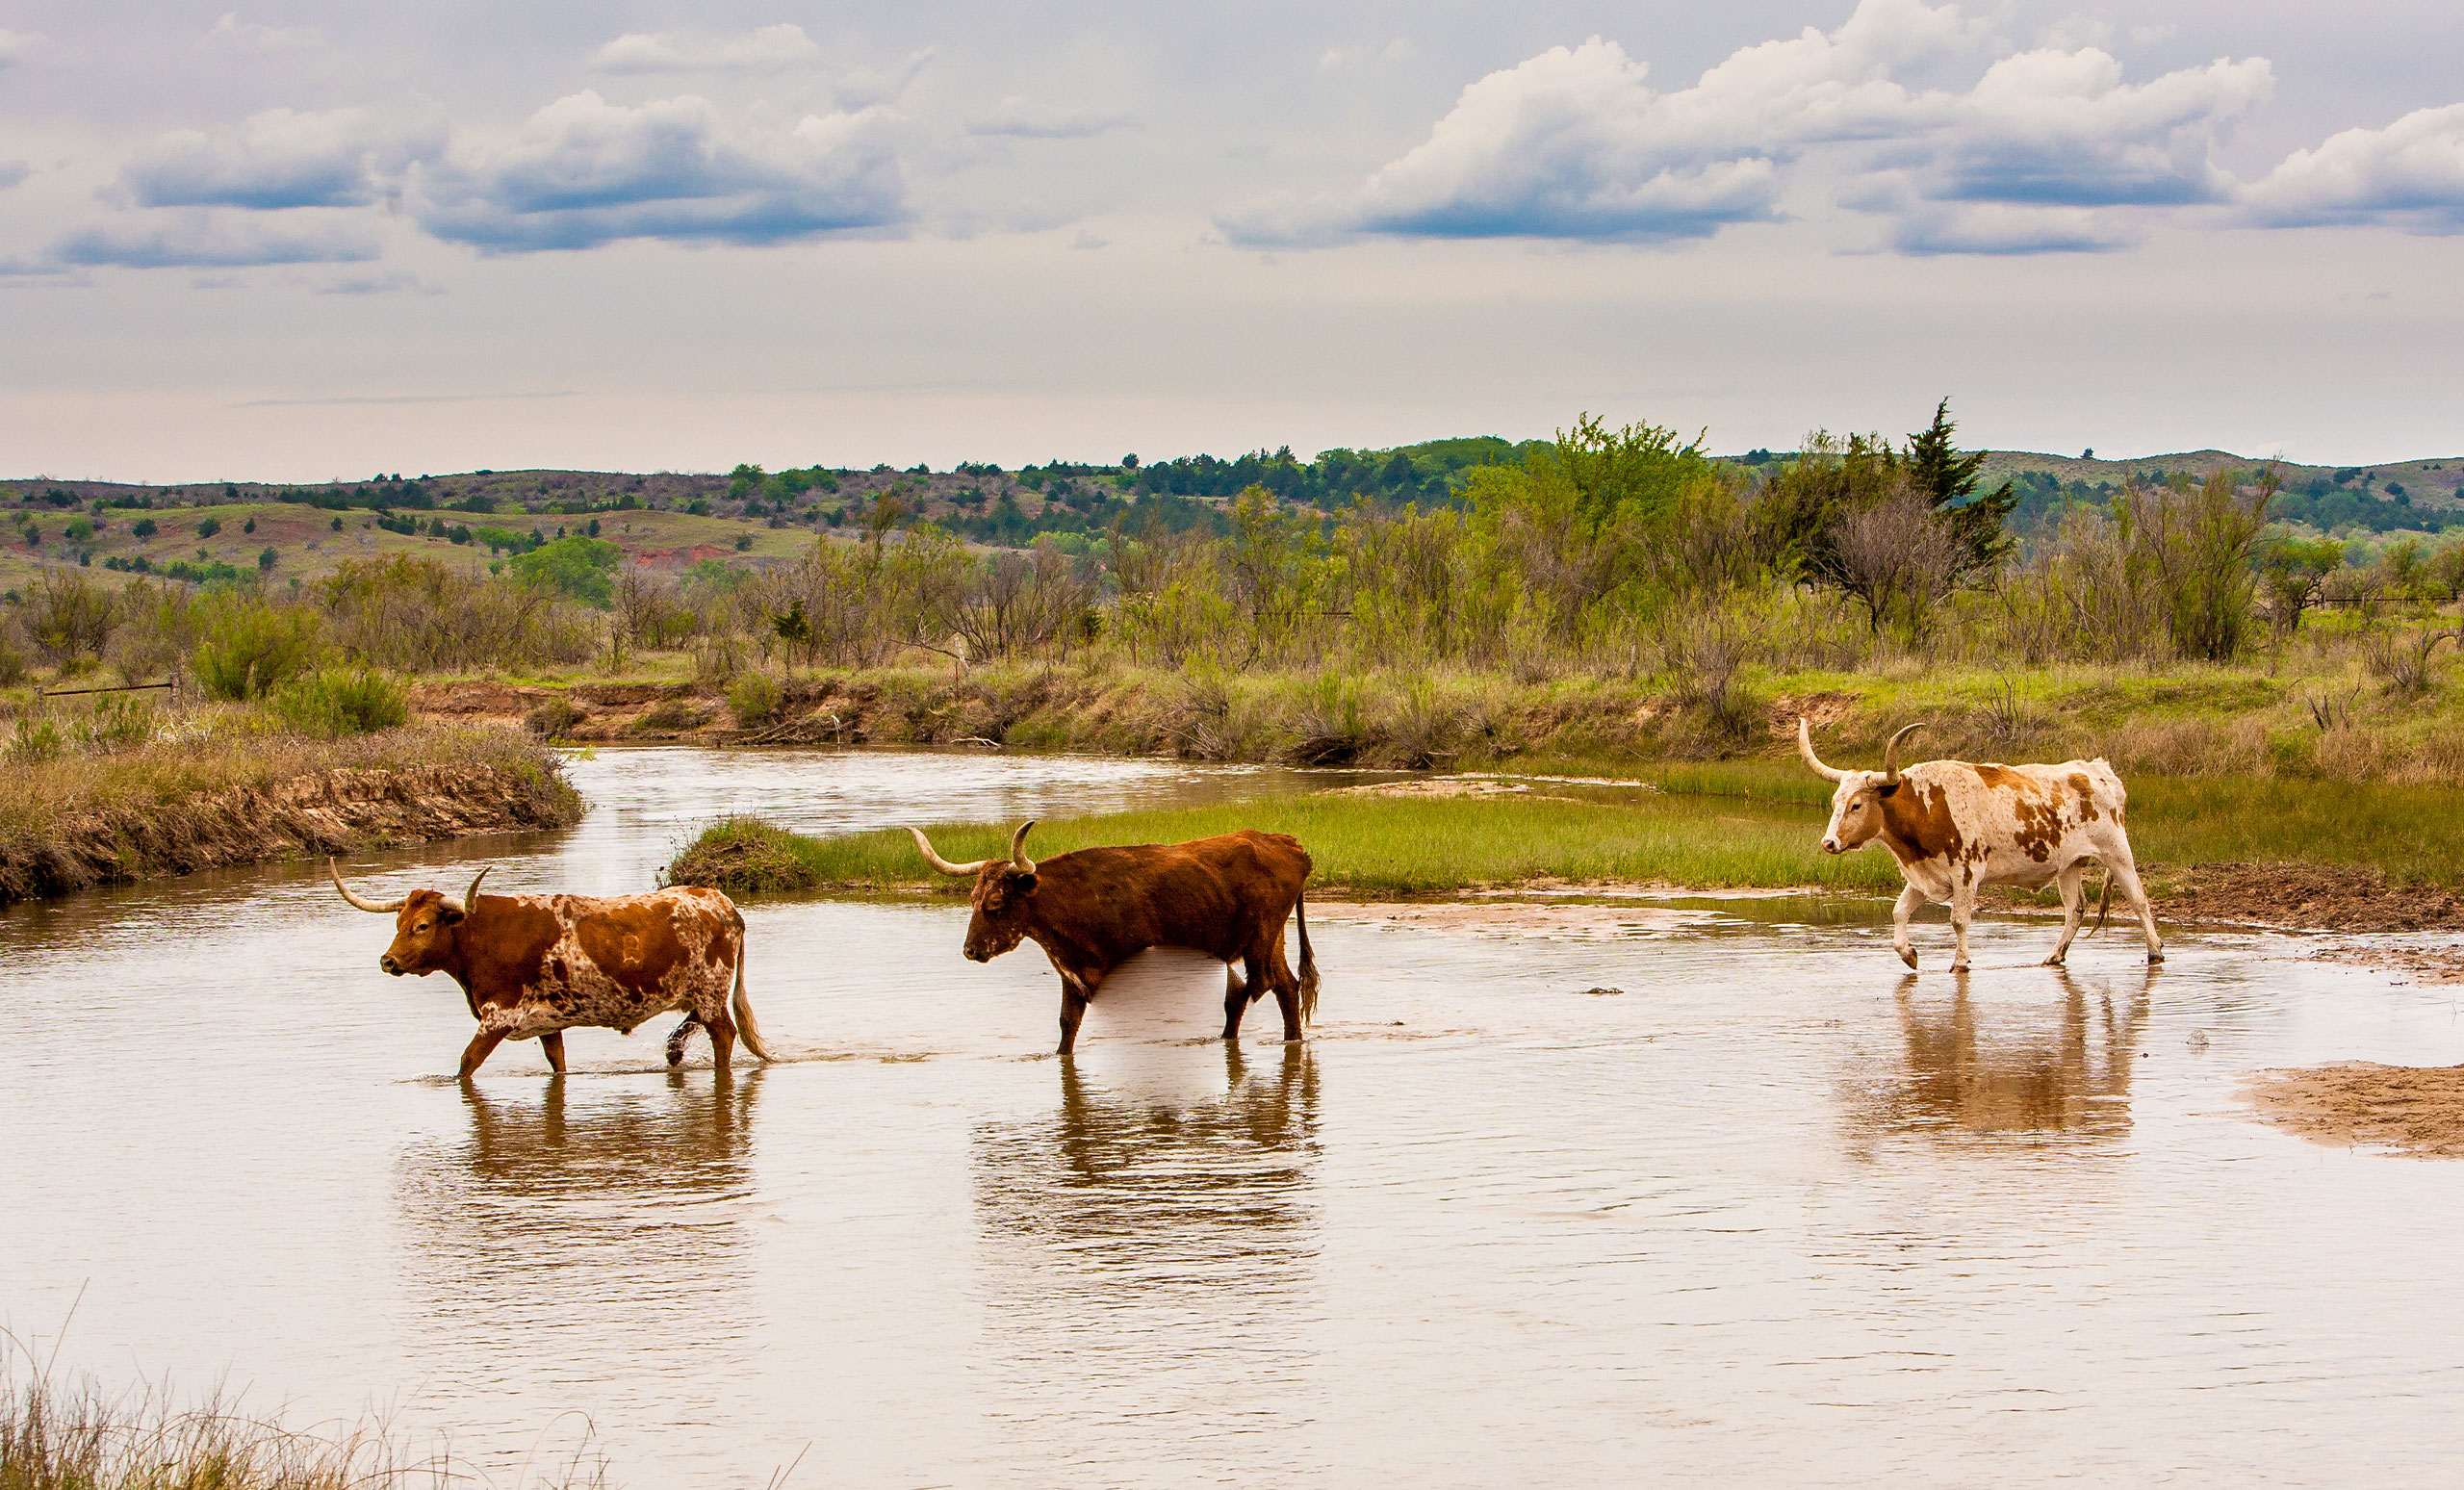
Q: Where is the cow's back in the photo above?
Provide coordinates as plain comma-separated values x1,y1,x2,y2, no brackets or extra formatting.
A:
1040,831,1309,960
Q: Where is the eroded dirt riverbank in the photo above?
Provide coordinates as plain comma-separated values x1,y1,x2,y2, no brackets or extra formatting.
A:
0,746,578,906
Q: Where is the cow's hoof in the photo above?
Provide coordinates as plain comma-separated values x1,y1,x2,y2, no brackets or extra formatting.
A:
1897,948,1918,970
2041,955,2067,967
2148,951,2166,964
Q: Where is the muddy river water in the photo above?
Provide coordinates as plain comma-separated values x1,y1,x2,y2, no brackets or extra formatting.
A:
7,748,2464,1486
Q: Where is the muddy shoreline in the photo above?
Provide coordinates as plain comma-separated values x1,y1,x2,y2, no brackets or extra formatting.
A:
0,758,581,908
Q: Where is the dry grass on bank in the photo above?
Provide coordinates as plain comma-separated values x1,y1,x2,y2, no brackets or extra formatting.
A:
0,709,573,840
439,645,2464,790
0,1357,607,1490
0,708,580,906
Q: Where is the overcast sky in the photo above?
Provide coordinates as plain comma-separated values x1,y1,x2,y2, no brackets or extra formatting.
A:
2,0,2460,481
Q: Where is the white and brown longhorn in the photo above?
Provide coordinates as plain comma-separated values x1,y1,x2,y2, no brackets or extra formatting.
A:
1798,718,2162,971
331,860,775,1076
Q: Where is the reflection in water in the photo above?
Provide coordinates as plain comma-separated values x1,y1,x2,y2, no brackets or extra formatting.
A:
1852,969,2150,1145
393,1073,766,1451
970,1045,1322,1482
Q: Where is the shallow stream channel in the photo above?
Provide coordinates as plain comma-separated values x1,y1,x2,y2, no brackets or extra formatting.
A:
7,747,2464,1486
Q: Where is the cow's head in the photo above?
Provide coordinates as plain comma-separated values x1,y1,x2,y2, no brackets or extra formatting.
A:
330,861,489,976
1799,719,1926,854
911,821,1040,962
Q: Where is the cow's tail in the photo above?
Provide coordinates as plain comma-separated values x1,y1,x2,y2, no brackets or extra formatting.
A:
2090,866,2115,938
1296,889,1319,1027
731,919,776,1062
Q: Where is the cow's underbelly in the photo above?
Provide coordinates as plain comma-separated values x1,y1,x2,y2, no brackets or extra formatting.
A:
1896,839,2104,899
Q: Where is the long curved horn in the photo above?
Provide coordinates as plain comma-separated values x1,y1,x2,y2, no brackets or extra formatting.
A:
909,827,990,876
1883,722,1927,784
1010,820,1038,874
1797,717,1846,783
329,858,405,913
444,866,490,915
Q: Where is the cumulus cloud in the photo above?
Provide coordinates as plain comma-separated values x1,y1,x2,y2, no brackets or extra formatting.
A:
411,91,908,251
588,24,820,75
1229,0,2272,254
2242,104,2464,233
964,96,1134,140
1932,49,2271,206
47,211,383,270
0,28,39,66
199,13,322,55
119,105,447,210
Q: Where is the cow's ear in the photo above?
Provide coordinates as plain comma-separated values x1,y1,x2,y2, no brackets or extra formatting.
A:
1013,871,1039,895
437,905,466,925
1875,782,1899,799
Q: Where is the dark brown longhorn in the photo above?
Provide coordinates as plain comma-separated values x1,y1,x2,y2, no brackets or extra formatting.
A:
911,823,1319,1054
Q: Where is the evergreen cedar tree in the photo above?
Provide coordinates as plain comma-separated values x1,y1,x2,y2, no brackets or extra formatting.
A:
1905,398,2019,577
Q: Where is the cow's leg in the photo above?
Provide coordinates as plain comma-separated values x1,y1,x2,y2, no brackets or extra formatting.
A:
539,1030,568,1074
665,1015,702,1068
1259,945,1304,1042
2105,852,2165,963
704,1004,738,1071
1891,884,1924,969
1222,963,1249,1040
1058,978,1091,1055
457,1028,509,1080
2043,862,2089,966
1948,871,1978,972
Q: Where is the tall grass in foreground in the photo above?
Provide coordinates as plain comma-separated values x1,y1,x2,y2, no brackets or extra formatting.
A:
0,1360,607,1490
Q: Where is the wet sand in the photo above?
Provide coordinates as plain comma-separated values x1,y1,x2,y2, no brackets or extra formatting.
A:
2247,1062,2464,1158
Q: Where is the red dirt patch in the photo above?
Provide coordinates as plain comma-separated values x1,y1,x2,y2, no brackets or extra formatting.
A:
2156,862,2464,933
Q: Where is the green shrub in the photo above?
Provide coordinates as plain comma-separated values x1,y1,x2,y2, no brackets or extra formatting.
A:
268,666,410,736
525,694,584,737
7,718,64,763
77,694,158,750
510,535,622,606
727,670,785,727
197,516,220,538
192,598,323,699
666,817,822,893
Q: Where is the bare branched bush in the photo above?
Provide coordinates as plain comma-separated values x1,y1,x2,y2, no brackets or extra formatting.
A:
1654,598,1761,745
23,569,118,664
2364,627,2455,700
321,556,593,672
1830,487,1963,636
2119,467,2278,660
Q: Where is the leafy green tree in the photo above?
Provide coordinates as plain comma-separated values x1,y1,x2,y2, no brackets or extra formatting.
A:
510,535,622,606
197,516,220,538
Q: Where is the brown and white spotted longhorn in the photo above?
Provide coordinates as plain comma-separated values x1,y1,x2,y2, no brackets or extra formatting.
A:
1799,718,2163,972
330,861,775,1077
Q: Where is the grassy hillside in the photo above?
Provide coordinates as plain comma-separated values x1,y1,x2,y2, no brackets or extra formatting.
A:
13,438,2464,596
